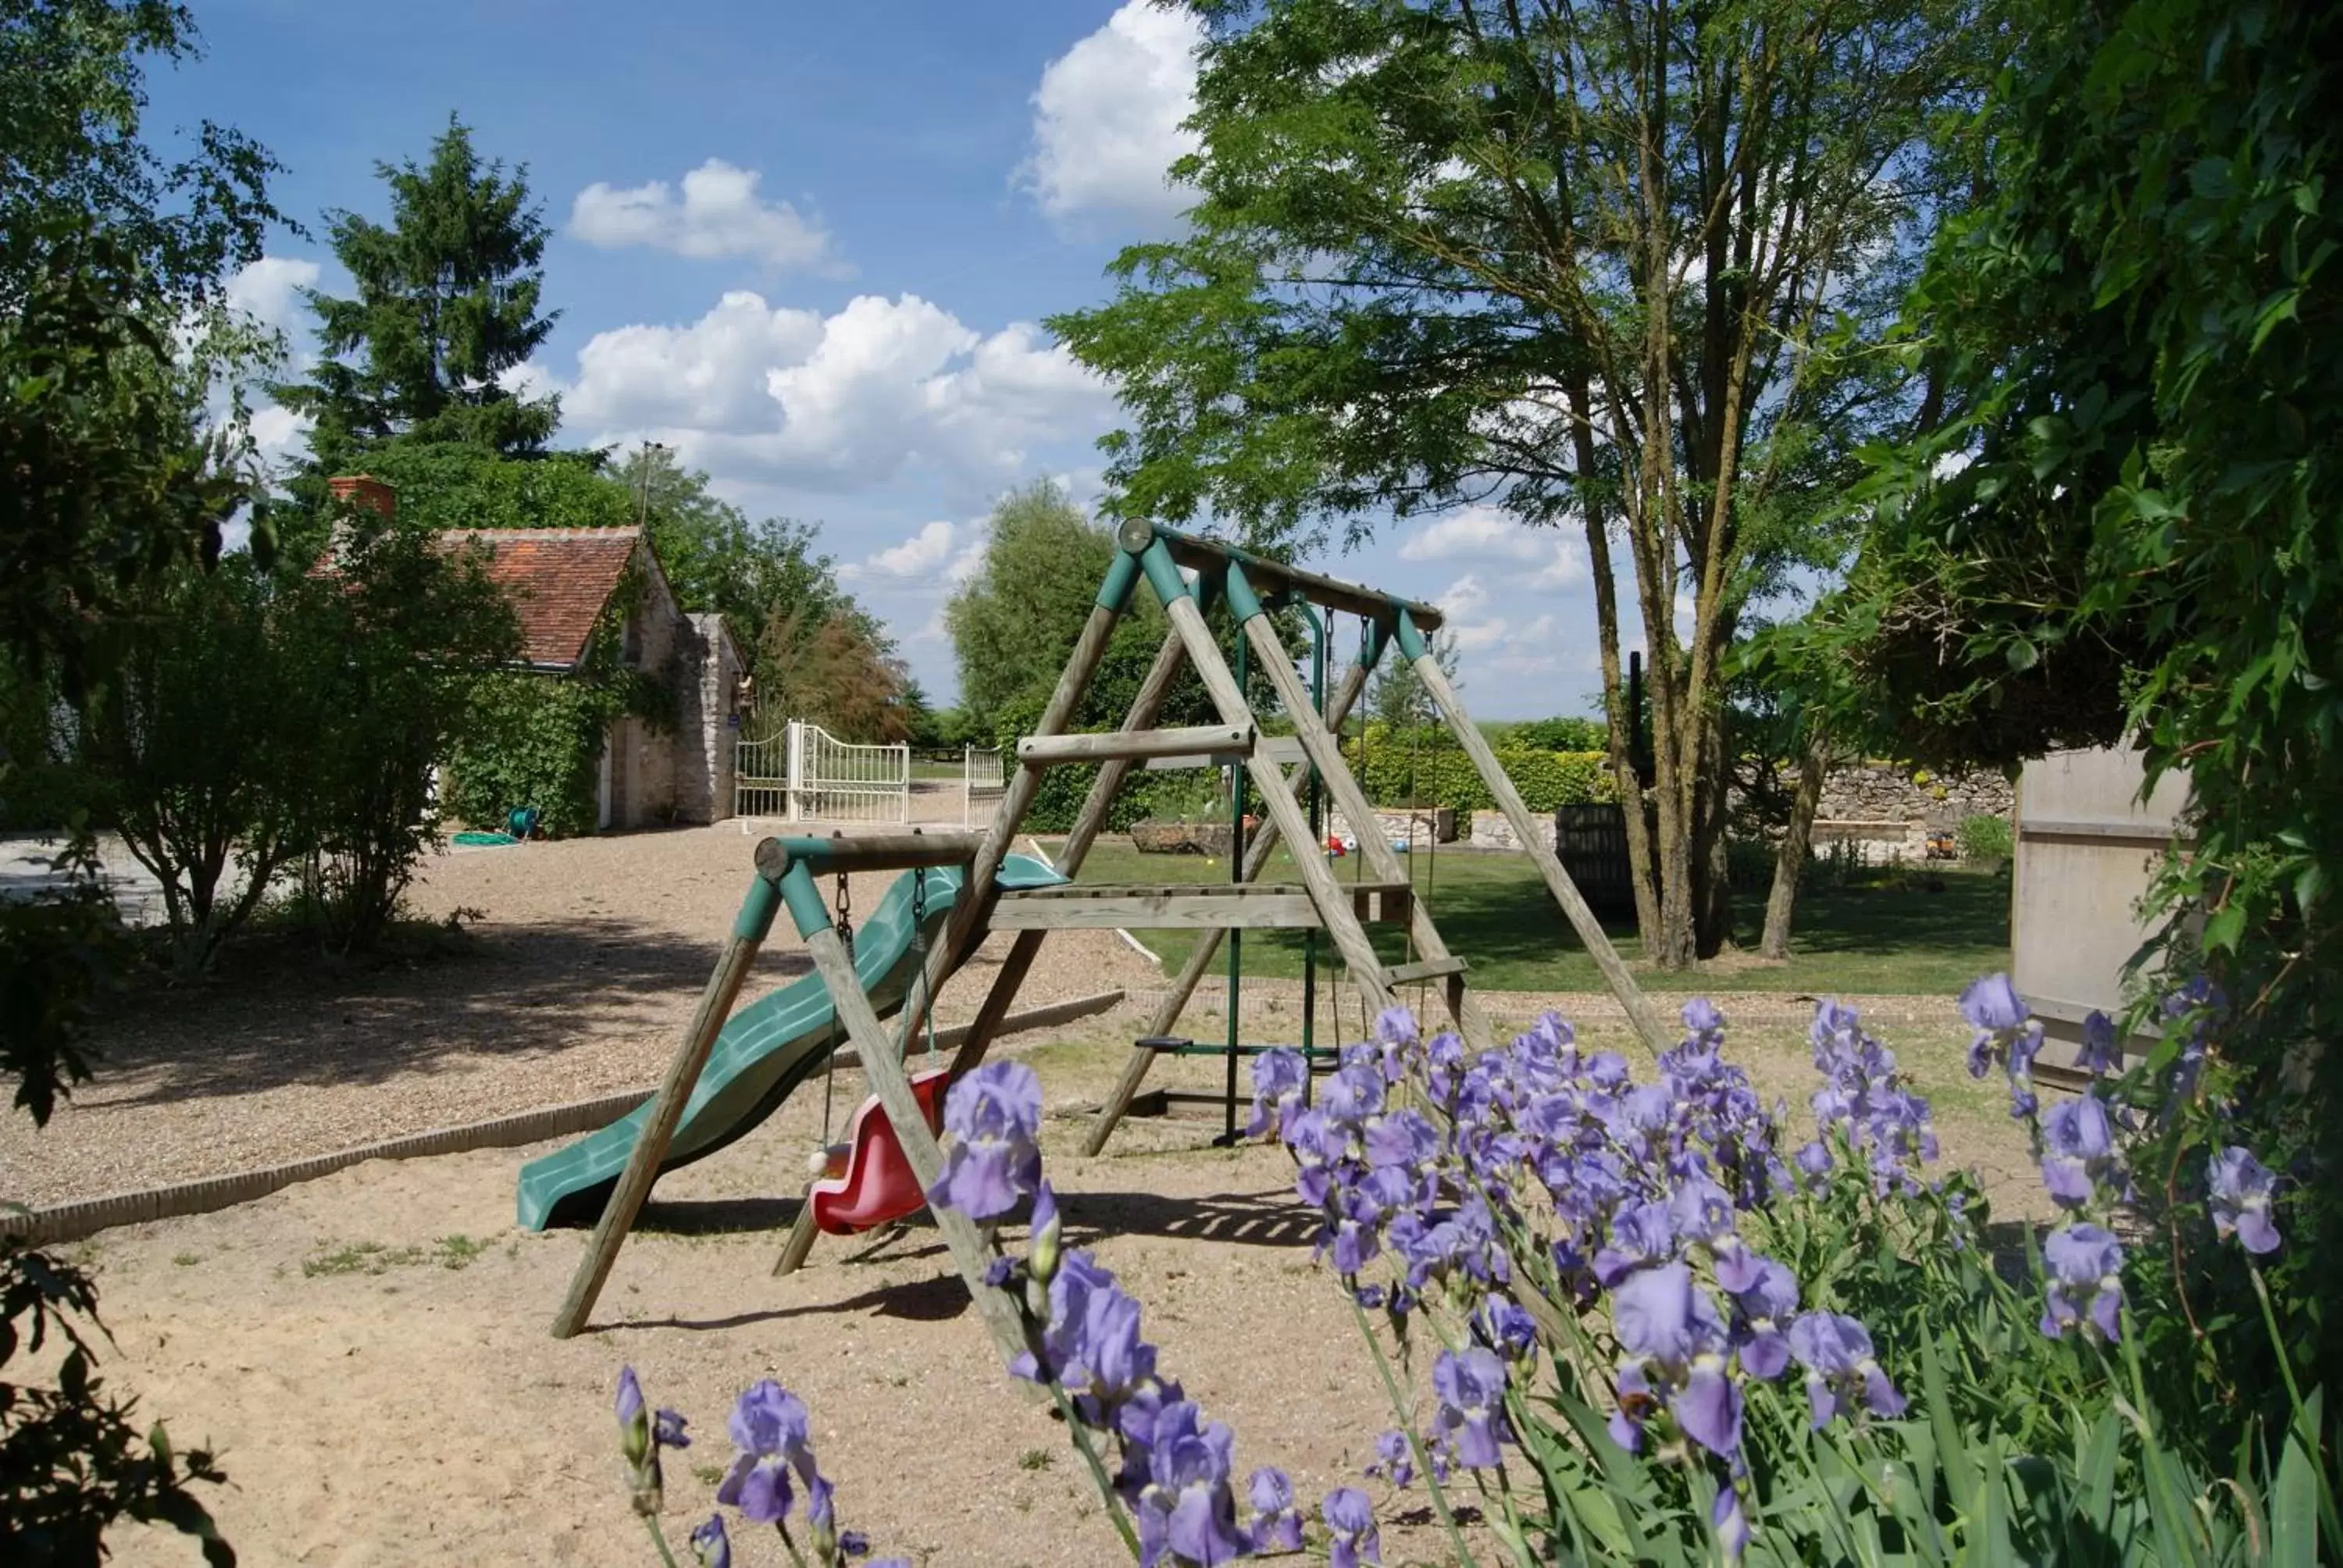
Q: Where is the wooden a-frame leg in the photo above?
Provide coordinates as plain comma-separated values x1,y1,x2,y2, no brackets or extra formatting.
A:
947,627,1191,1081
772,1181,822,1278
796,897,1037,1370
1083,653,1375,1156
1401,610,1674,1054
552,866,781,1338
1238,597,1496,1053
1147,553,1398,1020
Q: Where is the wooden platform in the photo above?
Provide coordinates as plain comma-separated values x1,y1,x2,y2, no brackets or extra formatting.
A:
986,881,1414,931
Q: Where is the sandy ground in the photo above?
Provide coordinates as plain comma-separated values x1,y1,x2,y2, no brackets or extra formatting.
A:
6,827,2051,1566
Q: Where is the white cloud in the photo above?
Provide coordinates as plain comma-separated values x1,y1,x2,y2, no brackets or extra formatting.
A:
225,255,320,340
1023,0,1203,230
1436,574,1509,652
570,159,842,271
558,290,1113,492
843,519,961,583
1400,506,1588,590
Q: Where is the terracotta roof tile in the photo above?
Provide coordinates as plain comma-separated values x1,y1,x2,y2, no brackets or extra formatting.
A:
440,529,640,668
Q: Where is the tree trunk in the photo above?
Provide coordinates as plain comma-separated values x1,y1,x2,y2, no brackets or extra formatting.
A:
1760,721,1831,960
1692,703,1734,958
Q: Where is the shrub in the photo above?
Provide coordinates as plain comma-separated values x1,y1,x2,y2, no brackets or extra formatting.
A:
284,511,519,952
1958,812,2013,863
1349,725,1613,813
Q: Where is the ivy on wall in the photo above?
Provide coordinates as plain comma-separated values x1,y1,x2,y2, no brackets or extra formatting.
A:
441,565,676,836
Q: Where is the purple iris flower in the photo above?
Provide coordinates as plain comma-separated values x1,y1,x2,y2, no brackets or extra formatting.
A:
1132,1402,1246,1568
1246,1467,1304,1552
717,1381,817,1524
1432,1347,1510,1467
654,1409,690,1449
1248,1046,1308,1138
1682,997,1724,1035
1324,1188,1382,1276
1323,1488,1381,1568
1792,1140,1833,1185
2041,1224,2126,1342
2039,1094,2117,1208
1610,1263,1741,1457
1728,1256,1798,1380
1367,1428,1414,1488
2077,1010,2121,1076
1786,1312,1904,1427
1028,1179,1063,1285
1713,1484,1752,1564
615,1365,649,1461
1587,1050,1631,1090
2209,1147,2281,1254
1592,1197,1677,1285
1960,972,2027,1032
927,1061,1043,1219
1322,1062,1387,1126
1476,1295,1539,1366
1668,1174,1736,1246
1366,1108,1439,1169
690,1514,731,1568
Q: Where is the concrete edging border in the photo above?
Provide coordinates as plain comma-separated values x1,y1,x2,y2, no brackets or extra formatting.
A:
3,987,1127,1247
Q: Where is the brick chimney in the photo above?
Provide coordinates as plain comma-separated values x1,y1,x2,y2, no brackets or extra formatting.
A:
327,474,396,519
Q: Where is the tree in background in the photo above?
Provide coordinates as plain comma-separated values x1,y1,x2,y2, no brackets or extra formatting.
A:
1055,0,1992,965
274,115,558,483
615,444,858,663
1365,625,1459,736
757,604,911,744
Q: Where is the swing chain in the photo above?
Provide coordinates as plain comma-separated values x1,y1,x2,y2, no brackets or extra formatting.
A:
835,870,854,960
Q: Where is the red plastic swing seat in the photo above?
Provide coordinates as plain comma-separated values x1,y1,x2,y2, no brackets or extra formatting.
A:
808,1067,952,1235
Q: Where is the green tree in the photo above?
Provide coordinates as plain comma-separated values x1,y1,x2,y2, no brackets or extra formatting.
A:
1054,0,1989,964
1366,625,1459,736
758,605,913,744
946,481,1210,740
2,5,269,1556
613,444,856,660
276,115,558,476
1829,0,2341,1402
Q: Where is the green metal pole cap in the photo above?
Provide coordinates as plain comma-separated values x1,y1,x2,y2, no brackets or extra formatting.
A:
1114,517,1157,554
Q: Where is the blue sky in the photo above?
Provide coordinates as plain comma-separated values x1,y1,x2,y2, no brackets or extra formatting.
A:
155,0,1641,717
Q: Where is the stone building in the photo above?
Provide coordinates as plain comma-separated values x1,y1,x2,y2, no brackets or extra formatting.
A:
330,475,744,832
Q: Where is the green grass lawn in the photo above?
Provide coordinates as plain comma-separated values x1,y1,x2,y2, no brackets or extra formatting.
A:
1040,838,2009,996
908,759,965,782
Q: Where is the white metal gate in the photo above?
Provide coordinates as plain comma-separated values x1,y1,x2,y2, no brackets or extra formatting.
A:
962,743,1005,828
735,720,910,825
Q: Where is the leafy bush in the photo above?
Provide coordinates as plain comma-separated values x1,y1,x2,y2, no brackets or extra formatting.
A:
1958,812,2013,863
1492,715,1607,752
73,558,310,971
284,511,519,952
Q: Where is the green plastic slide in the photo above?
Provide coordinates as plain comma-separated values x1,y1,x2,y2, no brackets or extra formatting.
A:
514,854,1065,1231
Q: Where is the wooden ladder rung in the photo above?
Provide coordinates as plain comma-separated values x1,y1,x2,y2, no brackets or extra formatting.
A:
1382,956,1467,987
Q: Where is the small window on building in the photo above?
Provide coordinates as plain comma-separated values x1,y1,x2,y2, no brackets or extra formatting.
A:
623,612,643,665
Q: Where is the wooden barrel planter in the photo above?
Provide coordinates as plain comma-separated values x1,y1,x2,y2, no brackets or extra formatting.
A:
1554,804,1637,916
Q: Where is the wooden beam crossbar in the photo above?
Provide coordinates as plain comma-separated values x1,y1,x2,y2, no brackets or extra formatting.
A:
1018,724,1252,768
1118,519,1446,632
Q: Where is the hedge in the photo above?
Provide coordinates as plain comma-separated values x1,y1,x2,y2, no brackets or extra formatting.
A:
1349,727,1614,813
1003,713,1615,834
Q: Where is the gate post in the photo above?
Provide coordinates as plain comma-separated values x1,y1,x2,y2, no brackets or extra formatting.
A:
784,719,804,821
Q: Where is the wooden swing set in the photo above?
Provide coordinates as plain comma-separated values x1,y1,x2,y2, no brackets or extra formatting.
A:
546,519,1669,1364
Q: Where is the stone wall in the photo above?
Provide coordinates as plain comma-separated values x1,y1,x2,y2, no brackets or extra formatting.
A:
1468,810,1558,852
1325,806,1458,847
1810,763,2014,864
672,612,743,825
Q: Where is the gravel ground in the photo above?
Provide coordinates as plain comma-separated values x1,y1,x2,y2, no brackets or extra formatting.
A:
0,825,1163,1209
4,825,2053,1564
